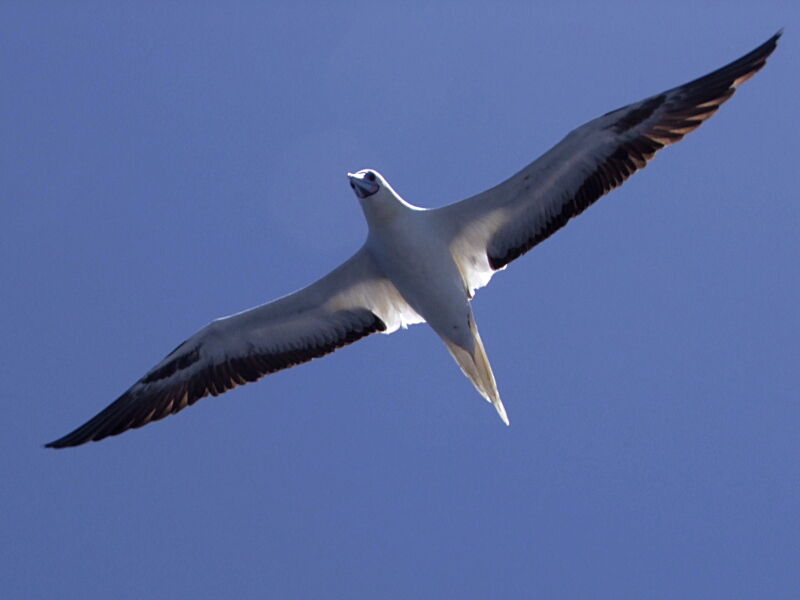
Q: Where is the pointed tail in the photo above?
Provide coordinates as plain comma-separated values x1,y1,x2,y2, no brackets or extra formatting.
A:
444,322,510,425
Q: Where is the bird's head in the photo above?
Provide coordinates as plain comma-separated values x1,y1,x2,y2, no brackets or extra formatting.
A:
347,169,385,200
347,169,419,224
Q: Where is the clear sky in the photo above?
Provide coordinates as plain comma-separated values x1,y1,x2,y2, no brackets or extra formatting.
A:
3,2,798,598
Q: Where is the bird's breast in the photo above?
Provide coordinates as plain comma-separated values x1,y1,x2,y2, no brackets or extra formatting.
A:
367,215,470,329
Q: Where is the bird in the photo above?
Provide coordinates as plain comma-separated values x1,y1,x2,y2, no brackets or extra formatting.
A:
46,32,780,448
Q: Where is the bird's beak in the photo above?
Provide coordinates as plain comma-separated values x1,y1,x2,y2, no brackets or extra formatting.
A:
347,172,379,199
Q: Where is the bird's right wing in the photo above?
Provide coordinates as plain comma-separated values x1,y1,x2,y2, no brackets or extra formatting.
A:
433,32,780,296
46,247,422,448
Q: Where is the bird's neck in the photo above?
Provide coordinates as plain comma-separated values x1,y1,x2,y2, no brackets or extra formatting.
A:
359,192,423,228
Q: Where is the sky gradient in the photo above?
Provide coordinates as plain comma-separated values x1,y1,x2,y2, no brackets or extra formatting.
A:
3,3,798,598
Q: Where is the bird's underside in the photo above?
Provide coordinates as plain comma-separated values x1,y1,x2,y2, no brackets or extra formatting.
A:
46,32,780,448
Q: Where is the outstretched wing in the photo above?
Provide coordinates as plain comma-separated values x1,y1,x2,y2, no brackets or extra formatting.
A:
46,248,421,448
435,32,780,295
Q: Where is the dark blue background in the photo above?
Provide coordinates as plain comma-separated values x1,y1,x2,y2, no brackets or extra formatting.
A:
3,3,797,598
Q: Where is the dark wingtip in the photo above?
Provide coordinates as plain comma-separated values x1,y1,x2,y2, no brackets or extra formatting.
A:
44,433,84,449
759,30,782,56
44,434,67,449
767,30,782,49
758,30,782,49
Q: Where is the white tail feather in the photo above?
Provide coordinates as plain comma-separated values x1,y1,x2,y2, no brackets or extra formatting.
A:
444,324,510,425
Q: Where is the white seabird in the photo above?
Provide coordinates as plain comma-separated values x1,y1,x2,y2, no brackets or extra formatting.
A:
47,32,780,448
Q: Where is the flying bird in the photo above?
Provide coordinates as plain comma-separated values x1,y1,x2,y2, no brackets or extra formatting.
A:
46,32,780,448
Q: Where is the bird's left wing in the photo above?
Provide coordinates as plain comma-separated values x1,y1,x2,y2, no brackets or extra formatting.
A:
46,247,421,448
433,32,780,296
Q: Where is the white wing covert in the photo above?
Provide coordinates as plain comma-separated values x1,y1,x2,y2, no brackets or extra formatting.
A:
436,33,780,295
46,248,420,448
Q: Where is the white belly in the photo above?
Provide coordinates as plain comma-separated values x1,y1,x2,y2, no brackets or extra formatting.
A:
366,211,475,351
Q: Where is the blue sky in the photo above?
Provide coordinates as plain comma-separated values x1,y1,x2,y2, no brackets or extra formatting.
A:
2,2,798,598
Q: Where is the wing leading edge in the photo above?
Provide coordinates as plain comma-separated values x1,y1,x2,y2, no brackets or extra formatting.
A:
46,249,420,448
438,32,780,294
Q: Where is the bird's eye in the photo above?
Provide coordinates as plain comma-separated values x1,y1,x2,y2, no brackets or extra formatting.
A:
365,171,376,182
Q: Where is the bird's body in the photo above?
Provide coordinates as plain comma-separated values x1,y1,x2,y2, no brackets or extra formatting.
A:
361,188,507,422
47,32,780,448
